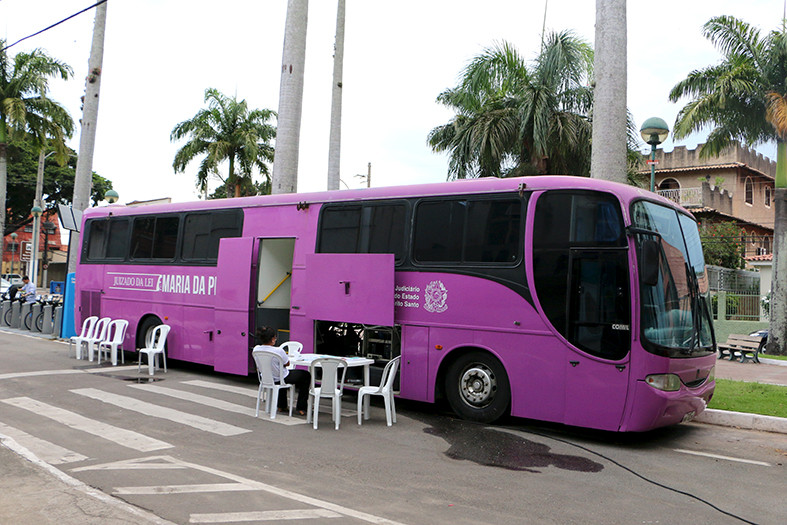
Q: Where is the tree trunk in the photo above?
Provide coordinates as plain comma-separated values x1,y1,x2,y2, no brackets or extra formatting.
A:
68,1,107,274
326,0,346,191
271,0,308,195
768,140,787,355
590,0,628,184
0,141,7,267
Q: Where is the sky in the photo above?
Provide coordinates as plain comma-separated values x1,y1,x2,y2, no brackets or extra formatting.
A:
1,0,784,205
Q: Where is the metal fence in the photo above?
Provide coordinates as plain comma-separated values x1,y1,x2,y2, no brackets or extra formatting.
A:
706,265,765,321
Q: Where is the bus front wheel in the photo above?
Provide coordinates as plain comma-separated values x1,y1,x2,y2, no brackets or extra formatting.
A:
138,317,164,350
445,351,510,423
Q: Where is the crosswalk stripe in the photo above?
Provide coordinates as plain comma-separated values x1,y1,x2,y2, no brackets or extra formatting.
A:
128,384,307,426
0,422,88,464
1,397,172,452
128,384,257,416
71,388,251,436
189,509,342,523
181,380,258,398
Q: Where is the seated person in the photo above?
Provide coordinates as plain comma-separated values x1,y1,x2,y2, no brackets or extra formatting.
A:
253,326,310,416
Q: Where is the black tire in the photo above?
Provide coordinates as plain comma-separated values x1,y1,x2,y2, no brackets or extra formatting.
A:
3,304,13,326
137,316,164,349
444,351,511,423
23,311,32,330
35,312,44,332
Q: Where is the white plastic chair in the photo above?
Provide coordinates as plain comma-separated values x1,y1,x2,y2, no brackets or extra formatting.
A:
279,341,303,369
69,316,98,360
137,324,171,376
357,356,401,426
252,348,294,419
307,357,347,430
98,319,128,365
85,317,111,362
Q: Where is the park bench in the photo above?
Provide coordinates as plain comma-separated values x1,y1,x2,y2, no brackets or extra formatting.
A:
717,334,761,364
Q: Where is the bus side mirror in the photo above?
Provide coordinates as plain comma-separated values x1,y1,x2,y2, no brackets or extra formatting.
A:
640,239,660,287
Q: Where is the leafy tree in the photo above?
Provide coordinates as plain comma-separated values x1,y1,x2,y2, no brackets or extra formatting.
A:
669,15,787,354
208,177,270,200
171,88,276,198
0,39,73,254
428,34,595,179
4,140,113,229
699,221,744,269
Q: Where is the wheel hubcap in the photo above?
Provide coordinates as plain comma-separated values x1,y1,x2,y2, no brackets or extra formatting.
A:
459,364,497,407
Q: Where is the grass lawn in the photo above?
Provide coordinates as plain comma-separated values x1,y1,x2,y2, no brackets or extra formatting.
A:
761,353,787,361
708,379,787,418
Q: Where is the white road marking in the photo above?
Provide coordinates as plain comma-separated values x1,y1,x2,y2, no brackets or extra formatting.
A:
181,380,258,398
0,365,141,380
128,384,257,416
0,422,88,464
77,455,407,525
115,482,260,495
1,397,172,452
129,383,307,426
189,509,341,523
674,448,772,466
71,388,251,436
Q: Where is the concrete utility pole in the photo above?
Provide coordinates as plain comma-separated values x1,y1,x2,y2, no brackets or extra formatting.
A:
327,0,346,191
68,1,107,274
271,0,308,195
590,0,628,184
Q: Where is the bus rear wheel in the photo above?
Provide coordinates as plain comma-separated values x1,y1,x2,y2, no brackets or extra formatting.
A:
445,351,510,423
138,317,165,350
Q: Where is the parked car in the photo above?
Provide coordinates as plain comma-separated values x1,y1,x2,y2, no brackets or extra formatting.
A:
1,273,23,286
0,278,10,295
749,329,769,354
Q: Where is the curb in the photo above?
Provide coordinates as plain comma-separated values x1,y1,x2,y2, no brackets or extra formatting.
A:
695,408,787,434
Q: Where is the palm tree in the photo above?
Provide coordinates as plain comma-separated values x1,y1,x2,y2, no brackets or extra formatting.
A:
669,15,787,356
171,88,276,198
271,0,308,194
0,39,73,266
428,32,594,179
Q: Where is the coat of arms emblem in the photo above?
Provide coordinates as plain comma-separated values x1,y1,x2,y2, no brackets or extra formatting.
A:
423,280,448,313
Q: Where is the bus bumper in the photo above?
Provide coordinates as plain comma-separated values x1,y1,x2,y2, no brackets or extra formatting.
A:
621,379,715,432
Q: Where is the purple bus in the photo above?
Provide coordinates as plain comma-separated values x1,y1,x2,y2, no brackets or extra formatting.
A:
76,176,716,431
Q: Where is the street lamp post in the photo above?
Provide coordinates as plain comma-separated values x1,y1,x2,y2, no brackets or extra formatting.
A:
31,205,43,287
10,232,18,276
640,117,670,192
42,221,55,288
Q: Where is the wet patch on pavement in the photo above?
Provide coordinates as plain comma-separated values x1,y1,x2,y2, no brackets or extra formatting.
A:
419,415,604,473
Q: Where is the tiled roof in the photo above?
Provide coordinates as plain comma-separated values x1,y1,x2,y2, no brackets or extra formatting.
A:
745,253,773,262
637,162,774,179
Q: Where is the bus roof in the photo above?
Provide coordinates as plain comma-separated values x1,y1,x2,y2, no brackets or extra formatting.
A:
84,175,677,220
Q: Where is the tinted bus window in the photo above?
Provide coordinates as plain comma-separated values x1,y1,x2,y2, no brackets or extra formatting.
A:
367,205,406,259
131,216,179,260
85,218,129,261
413,198,521,264
533,191,629,359
87,220,108,260
106,219,129,259
319,207,362,253
181,210,243,261
413,201,464,262
465,200,521,263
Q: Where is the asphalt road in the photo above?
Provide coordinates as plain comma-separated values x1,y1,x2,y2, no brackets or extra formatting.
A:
1,331,785,525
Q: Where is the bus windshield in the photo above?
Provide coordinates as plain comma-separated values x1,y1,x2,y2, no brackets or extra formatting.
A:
631,201,714,357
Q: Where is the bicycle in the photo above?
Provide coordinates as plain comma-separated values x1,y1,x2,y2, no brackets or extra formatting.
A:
23,295,61,331
2,294,25,326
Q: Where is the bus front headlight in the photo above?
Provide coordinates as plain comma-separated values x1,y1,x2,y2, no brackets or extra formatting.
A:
645,374,681,392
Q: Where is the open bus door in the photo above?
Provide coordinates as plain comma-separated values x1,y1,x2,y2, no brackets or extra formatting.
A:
302,254,395,327
214,237,255,374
